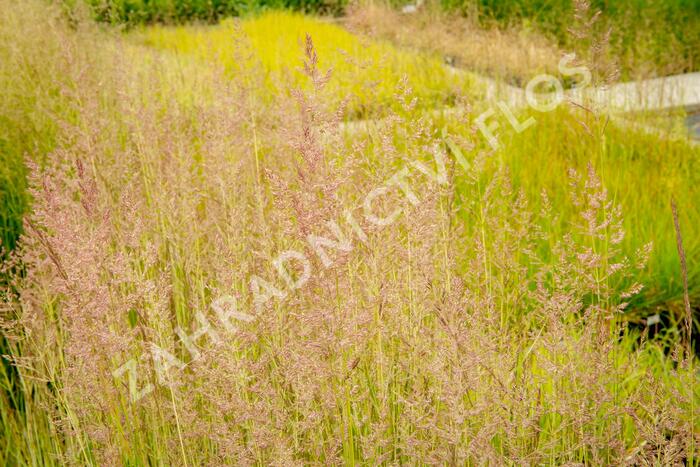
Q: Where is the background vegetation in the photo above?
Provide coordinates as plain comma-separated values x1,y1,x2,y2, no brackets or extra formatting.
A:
78,0,700,77
139,11,476,118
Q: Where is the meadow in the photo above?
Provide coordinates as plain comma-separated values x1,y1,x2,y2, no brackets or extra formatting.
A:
0,0,698,464
81,0,700,78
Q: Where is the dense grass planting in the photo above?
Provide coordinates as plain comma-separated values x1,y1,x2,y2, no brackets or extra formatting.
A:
142,10,700,316
139,11,476,118
1,0,698,464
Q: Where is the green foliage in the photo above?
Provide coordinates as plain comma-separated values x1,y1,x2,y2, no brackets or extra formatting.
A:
0,139,26,253
84,0,347,23
441,0,700,76
460,107,700,312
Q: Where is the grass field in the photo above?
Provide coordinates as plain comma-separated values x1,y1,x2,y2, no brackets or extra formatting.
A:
1,1,698,464
77,0,700,79
138,11,477,118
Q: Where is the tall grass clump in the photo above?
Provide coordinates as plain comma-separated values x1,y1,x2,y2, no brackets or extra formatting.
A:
0,1,121,461
0,1,89,253
1,0,698,464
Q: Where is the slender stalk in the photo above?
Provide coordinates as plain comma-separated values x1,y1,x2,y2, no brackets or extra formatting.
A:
670,197,694,463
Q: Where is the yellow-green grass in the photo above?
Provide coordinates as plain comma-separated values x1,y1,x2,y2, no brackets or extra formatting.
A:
434,106,700,318
137,10,477,119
